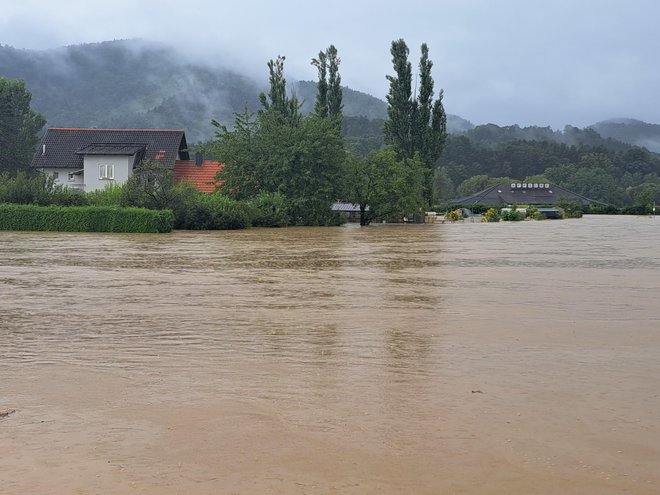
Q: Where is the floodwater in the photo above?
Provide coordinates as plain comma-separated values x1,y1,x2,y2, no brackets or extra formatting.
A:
1,215,659,494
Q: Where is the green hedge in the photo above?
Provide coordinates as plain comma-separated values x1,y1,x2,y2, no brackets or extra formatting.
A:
0,204,174,233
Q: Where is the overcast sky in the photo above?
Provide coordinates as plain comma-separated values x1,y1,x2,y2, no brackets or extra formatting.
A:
2,0,659,128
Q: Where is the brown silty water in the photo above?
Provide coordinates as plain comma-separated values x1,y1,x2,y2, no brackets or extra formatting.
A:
1,215,659,494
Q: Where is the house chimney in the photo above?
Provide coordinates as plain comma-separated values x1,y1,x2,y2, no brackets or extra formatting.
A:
42,144,46,155
195,152,202,167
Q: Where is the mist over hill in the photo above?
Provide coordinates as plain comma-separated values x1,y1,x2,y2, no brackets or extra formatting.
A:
0,39,474,143
590,119,660,153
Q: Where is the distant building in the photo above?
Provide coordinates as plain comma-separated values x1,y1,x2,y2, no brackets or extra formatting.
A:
30,128,225,193
31,128,189,192
331,202,367,222
451,182,595,206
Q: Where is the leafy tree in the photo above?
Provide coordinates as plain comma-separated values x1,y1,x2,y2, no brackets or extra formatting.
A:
456,175,515,196
258,55,300,122
524,174,552,184
0,77,46,172
627,182,660,208
383,39,447,206
120,160,176,210
212,55,345,225
211,108,261,199
343,150,424,225
433,166,455,202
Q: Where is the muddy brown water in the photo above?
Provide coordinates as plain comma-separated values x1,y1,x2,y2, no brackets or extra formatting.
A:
1,215,659,494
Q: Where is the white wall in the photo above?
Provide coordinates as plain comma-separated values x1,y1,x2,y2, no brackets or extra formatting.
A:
40,168,84,190
83,155,136,192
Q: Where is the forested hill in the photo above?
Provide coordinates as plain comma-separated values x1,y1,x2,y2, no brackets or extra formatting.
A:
0,40,260,142
435,125,660,207
590,119,660,153
0,39,471,143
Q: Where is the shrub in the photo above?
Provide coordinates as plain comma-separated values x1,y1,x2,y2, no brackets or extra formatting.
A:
501,205,524,221
584,204,619,215
199,194,252,230
482,207,500,222
557,199,583,218
445,209,463,221
0,171,88,206
168,182,209,229
248,191,291,227
620,204,651,215
86,183,124,206
527,207,543,220
0,204,173,233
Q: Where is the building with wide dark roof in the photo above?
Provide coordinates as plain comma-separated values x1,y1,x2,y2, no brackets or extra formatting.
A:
451,182,595,206
31,128,189,192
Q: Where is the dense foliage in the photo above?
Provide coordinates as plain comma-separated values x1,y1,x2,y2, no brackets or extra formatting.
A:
437,132,660,206
0,203,173,233
343,150,425,225
0,171,287,230
384,40,447,206
0,171,86,206
210,54,345,226
0,77,46,172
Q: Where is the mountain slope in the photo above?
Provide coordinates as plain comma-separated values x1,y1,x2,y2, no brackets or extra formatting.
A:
0,40,261,142
590,119,660,152
1,40,474,142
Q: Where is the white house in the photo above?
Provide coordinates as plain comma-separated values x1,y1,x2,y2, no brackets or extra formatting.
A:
31,128,189,192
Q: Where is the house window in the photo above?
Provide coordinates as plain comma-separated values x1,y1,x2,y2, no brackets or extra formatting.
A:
53,171,59,180
99,164,114,180
68,173,75,182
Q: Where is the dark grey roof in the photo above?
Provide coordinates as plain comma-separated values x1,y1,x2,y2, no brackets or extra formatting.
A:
451,182,596,206
75,144,147,156
31,128,189,170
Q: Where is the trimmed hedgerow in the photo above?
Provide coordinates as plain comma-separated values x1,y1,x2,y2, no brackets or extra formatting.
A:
0,204,174,233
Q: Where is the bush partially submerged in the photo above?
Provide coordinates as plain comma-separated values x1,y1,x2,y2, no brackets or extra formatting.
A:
482,207,500,222
249,191,291,227
501,205,525,221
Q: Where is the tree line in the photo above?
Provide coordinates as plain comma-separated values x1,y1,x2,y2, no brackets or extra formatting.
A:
435,134,660,207
207,40,447,225
5,39,659,222
1,39,448,227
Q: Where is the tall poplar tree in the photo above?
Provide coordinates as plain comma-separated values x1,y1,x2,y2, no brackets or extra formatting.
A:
311,45,343,122
311,51,328,117
326,45,343,119
259,55,299,122
383,39,447,206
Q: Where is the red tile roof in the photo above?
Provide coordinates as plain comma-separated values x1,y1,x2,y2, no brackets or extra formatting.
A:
174,160,224,193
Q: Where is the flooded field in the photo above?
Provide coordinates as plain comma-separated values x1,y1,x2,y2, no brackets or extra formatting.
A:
1,215,659,494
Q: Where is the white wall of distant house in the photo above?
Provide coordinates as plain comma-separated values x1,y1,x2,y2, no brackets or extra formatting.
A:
83,155,136,192
42,168,84,189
